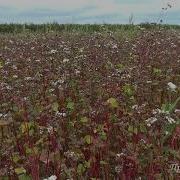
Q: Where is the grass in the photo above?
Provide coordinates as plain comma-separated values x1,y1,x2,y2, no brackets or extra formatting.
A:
0,23,179,34
0,25,180,179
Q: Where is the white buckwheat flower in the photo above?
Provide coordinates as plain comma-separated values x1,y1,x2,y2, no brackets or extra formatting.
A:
50,49,58,54
167,82,177,92
165,116,175,124
44,175,57,180
145,117,158,126
63,58,70,63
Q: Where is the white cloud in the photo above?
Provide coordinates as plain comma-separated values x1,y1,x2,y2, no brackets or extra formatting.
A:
0,0,180,11
0,0,88,9
0,0,179,13
0,0,179,24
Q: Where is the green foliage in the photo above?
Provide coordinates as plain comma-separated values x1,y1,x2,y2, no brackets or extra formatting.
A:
128,125,138,134
80,117,89,123
153,68,162,76
0,60,4,68
107,98,119,108
100,160,108,165
116,63,125,71
66,100,75,112
161,97,180,114
15,167,26,175
77,163,86,175
84,135,92,144
52,102,59,112
18,174,31,180
0,28,179,179
122,84,134,97
12,154,21,163
0,23,179,34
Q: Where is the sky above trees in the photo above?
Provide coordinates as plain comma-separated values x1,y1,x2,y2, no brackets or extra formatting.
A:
0,0,179,24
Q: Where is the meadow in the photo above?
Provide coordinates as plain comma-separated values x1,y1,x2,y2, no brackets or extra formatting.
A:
0,24,180,179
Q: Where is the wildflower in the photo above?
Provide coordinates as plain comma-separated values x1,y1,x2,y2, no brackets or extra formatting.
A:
116,154,121,158
39,127,44,134
24,77,33,81
165,116,175,124
64,150,78,161
116,153,125,159
23,97,28,101
175,109,180,113
12,65,17,70
43,175,57,180
63,58,69,63
115,165,123,173
6,85,12,90
169,163,180,173
132,105,138,110
75,69,80,75
47,126,53,133
50,49,58,54
153,108,170,115
167,82,177,92
13,75,18,79
79,48,84,53
112,44,118,49
55,111,66,117
49,88,54,93
145,117,158,126
140,139,146,143
152,108,162,115
52,79,64,86
9,40,14,44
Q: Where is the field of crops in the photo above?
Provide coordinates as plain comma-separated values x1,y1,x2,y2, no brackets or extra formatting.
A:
0,26,180,179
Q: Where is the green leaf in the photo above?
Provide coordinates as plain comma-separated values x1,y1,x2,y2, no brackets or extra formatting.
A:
1,177,9,180
77,163,86,175
110,114,118,123
100,131,107,141
20,122,34,134
52,102,59,112
84,135,92,144
80,117,88,123
134,127,138,135
15,167,26,175
140,124,147,133
20,122,28,134
18,174,31,180
84,160,91,168
0,60,3,69
25,147,32,155
29,128,35,136
162,97,180,114
107,98,119,108
169,96,180,113
12,154,21,163
122,84,134,97
100,160,108,165
67,101,75,111
153,68,162,76
128,125,134,133
168,149,180,159
116,63,125,71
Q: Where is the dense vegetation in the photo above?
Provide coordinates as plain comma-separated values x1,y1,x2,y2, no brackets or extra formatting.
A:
0,23,179,34
0,26,180,179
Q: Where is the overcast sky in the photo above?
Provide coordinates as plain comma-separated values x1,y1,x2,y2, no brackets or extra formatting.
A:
0,0,179,24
